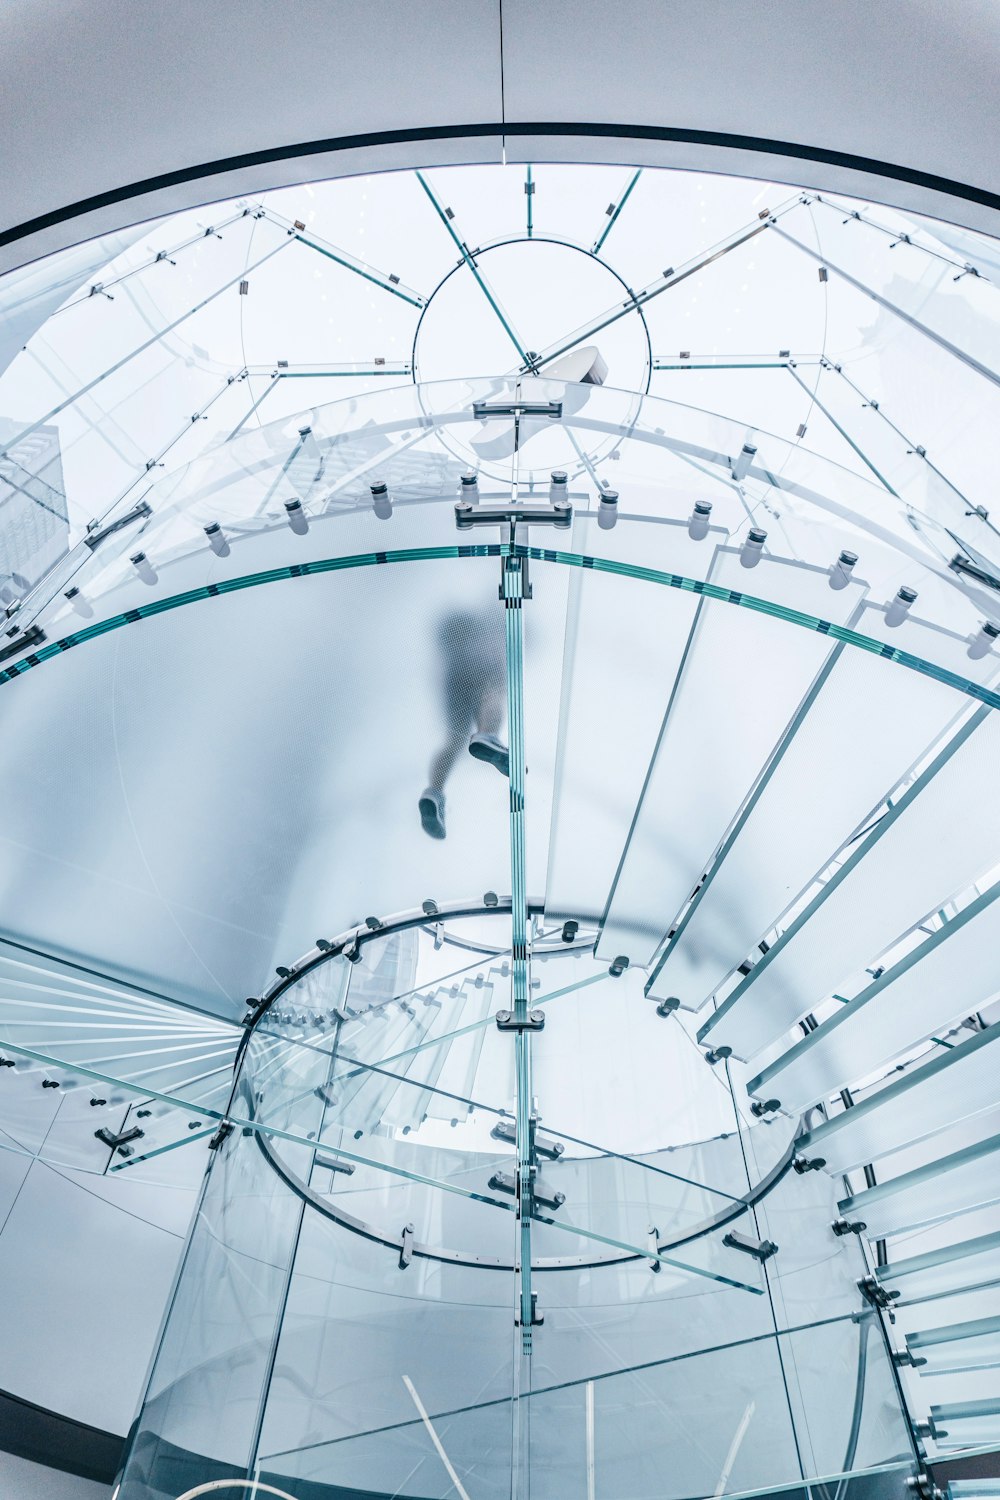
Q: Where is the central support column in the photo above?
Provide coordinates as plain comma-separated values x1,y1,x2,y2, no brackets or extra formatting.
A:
501,537,537,1353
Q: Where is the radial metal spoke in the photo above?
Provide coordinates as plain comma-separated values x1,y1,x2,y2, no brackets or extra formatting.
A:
592,169,642,256
416,170,535,370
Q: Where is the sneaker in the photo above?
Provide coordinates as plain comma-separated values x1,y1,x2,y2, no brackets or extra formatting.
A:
419,787,446,839
468,733,510,777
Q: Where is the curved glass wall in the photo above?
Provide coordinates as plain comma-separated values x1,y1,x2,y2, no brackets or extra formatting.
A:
1,163,1000,1496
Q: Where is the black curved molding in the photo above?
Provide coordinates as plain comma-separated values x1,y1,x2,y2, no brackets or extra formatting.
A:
0,1384,123,1483
3,120,1000,255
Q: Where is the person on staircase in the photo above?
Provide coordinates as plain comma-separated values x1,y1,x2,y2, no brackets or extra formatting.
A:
419,605,509,839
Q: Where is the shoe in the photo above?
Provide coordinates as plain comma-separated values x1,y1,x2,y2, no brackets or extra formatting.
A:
468,733,510,777
419,787,446,839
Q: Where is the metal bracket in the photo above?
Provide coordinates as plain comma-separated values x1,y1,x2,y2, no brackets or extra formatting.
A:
83,499,152,551
0,625,45,664
316,1154,355,1177
208,1120,234,1151
399,1223,415,1269
496,1008,545,1032
950,553,1000,592
723,1230,779,1263
488,1169,565,1213
894,1349,928,1369
514,1291,544,1327
831,1217,867,1237
792,1154,827,1174
859,1274,901,1321
472,400,562,420
491,1116,565,1160
456,500,572,531
95,1125,144,1151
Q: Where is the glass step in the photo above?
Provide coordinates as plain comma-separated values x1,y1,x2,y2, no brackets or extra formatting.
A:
647,603,978,1012
907,1313,1000,1374
931,1398,1000,1450
749,877,1000,1112
796,1025,1000,1174
543,513,721,927
838,1130,1000,1239
698,699,1000,1061
878,1229,1000,1304
598,550,865,970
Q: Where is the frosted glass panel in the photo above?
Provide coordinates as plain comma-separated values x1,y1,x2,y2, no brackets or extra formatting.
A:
878,1230,1000,1303
0,555,509,1009
600,552,864,967
699,705,1000,1061
544,516,721,923
931,1399,1000,1450
651,609,990,1011
839,1132,1000,1239
750,879,1000,1111
799,1026,1000,1173
907,1314,1000,1374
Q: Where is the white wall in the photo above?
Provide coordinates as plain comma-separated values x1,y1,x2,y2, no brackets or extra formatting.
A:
0,1452,107,1500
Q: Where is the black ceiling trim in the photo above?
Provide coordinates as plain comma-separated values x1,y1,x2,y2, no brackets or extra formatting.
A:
3,121,1000,254
0,1384,123,1484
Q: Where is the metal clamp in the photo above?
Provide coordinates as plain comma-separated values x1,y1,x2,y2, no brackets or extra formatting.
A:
456,500,572,531
472,400,563,419
496,1009,545,1032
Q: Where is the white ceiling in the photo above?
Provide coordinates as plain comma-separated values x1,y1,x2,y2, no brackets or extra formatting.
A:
3,0,1000,275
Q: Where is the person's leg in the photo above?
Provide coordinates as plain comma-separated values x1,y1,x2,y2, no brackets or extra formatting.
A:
419,675,473,838
468,684,509,777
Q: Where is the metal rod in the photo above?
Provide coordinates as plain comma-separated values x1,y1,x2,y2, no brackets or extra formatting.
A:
416,170,534,370
593,169,642,255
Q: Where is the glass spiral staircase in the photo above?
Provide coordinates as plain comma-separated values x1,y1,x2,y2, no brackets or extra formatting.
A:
1,164,999,1500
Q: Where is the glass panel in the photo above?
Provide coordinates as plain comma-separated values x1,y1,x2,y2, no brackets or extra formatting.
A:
652,605,992,1013
699,704,1000,1061
0,551,508,1008
778,1317,913,1477
907,1314,1000,1374
879,1229,1000,1304
544,514,724,924
750,877,1000,1112
601,551,865,969
799,1027,1000,1174
838,1132,1000,1240
931,1398,1000,1450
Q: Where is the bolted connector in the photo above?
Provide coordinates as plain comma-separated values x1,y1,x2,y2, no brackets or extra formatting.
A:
609,954,629,978
885,585,917,628
688,499,712,540
371,482,393,521
831,1218,867,1237
459,470,480,505
656,996,680,1017
731,441,758,483
549,470,569,505
284,497,308,535
204,520,229,557
561,919,579,943
704,1046,732,1066
751,1097,781,1117
829,549,858,591
597,488,619,531
740,528,767,569
130,551,157,584
894,1349,928,1369
792,1155,827,1174
968,620,1000,660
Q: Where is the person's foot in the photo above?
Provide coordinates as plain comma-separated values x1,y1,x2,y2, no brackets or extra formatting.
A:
419,787,447,839
468,733,510,777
